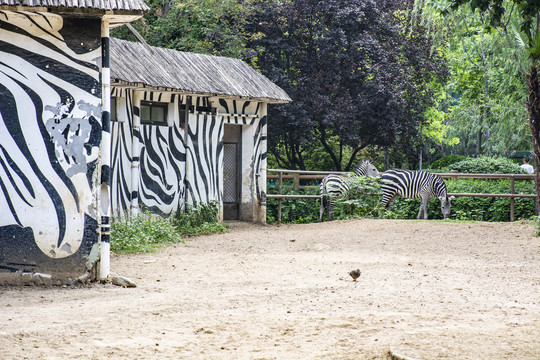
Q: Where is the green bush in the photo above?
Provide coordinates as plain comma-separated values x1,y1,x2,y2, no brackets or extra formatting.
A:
111,212,183,253
428,155,466,170
173,201,228,236
111,202,228,253
266,183,320,223
444,156,526,174
338,175,385,219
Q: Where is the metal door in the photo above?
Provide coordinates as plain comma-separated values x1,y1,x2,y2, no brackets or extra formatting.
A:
223,125,241,220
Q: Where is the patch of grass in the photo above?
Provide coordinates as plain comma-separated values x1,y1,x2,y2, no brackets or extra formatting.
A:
111,202,229,254
173,202,229,236
111,212,182,254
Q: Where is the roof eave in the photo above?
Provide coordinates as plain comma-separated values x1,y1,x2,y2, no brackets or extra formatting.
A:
111,79,292,104
0,4,147,18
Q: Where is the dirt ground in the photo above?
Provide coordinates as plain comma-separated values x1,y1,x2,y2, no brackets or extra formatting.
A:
0,219,539,360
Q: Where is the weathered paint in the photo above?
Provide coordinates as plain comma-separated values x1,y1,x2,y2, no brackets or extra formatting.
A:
0,11,102,282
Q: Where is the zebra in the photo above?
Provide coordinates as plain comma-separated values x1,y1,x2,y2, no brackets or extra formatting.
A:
319,160,379,221
380,170,454,219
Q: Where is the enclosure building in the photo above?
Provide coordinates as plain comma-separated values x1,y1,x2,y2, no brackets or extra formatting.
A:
109,38,291,222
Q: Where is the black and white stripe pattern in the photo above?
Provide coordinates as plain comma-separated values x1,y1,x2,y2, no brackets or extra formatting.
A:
381,170,454,219
112,94,267,216
319,160,379,221
0,12,101,270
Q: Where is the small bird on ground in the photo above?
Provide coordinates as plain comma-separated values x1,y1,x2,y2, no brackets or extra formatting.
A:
349,269,361,281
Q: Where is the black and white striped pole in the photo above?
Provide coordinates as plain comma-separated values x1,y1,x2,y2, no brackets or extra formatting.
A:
99,19,111,280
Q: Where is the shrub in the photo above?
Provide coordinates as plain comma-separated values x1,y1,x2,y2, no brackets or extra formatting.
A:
428,155,466,170
111,202,228,253
266,183,320,224
173,201,228,236
444,156,526,174
111,212,183,253
338,175,385,219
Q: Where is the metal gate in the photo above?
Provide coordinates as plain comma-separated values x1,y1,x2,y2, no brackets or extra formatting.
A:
223,124,242,220
223,142,240,220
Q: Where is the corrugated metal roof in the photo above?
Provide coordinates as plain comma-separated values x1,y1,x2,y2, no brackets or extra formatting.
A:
0,0,148,11
110,38,291,104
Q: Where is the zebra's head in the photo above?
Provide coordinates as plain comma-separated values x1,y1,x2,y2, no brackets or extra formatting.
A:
355,160,379,177
439,195,455,219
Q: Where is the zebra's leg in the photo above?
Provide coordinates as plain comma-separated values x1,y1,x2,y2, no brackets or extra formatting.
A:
319,195,327,222
327,200,334,221
417,196,429,219
384,195,397,211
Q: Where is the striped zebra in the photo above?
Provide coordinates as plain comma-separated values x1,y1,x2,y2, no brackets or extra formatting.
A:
319,160,379,221
380,170,454,219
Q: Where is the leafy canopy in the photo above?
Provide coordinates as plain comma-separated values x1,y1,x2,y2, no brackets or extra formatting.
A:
246,0,447,171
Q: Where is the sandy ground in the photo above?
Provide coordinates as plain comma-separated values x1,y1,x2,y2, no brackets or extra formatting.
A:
0,219,539,360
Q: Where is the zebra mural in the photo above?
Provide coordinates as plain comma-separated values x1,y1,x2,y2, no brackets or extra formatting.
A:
111,90,189,217
110,90,267,221
319,160,379,222
380,170,454,219
0,11,103,278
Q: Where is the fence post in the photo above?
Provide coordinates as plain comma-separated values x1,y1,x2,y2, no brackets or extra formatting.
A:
293,173,300,191
277,171,283,224
510,176,515,222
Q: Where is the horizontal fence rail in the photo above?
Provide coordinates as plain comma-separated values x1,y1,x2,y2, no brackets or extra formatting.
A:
267,169,537,223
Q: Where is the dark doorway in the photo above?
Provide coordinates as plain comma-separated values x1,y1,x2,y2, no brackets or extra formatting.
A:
223,125,241,220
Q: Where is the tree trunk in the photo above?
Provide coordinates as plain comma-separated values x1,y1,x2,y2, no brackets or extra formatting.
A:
476,128,482,155
526,64,540,215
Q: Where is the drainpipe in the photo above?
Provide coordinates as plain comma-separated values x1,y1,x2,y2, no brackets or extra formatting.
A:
99,20,111,280
131,90,142,218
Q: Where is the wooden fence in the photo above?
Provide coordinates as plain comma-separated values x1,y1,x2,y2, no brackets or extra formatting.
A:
266,169,536,223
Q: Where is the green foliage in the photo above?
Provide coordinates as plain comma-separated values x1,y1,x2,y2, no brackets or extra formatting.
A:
414,0,531,157
111,212,183,253
266,183,320,224
111,202,228,253
338,175,385,219
112,0,250,58
443,156,526,174
173,201,229,236
428,155,466,170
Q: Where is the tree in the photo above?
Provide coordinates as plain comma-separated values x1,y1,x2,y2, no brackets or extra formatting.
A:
245,0,447,171
425,0,540,210
112,0,250,58
416,1,530,157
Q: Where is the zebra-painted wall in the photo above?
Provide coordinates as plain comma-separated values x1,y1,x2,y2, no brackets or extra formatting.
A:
111,89,267,222
0,11,103,282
